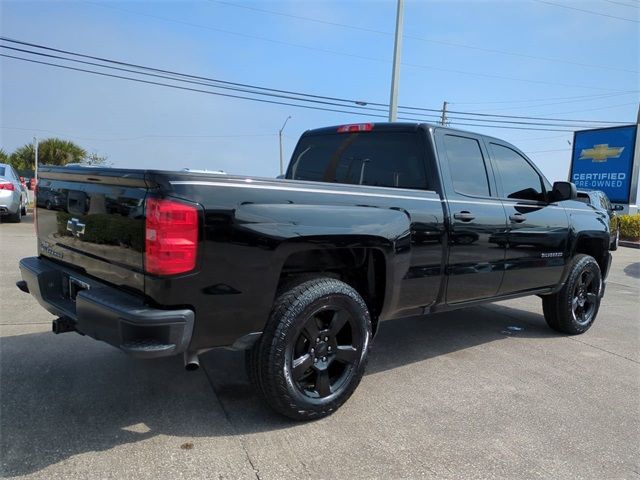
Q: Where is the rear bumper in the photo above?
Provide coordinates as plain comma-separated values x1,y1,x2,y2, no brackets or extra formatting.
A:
0,192,20,215
18,256,194,358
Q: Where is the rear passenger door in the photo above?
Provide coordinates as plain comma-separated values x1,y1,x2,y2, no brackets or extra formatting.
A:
487,141,570,293
434,130,508,304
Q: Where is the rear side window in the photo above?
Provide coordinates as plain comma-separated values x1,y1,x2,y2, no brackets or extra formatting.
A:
442,135,491,197
0,166,5,177
490,143,545,202
288,132,430,190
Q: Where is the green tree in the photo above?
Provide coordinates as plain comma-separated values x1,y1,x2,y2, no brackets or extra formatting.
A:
8,138,86,170
38,138,87,166
8,144,34,170
0,148,9,164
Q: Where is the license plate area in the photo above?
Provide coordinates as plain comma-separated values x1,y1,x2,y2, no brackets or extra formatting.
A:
68,276,90,301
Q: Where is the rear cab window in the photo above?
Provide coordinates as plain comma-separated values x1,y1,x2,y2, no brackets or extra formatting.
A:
442,135,491,197
287,130,432,190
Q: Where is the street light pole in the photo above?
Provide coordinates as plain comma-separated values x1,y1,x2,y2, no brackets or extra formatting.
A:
388,0,404,122
33,136,38,180
279,115,292,175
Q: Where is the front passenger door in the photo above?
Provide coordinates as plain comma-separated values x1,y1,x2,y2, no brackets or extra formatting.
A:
488,142,570,294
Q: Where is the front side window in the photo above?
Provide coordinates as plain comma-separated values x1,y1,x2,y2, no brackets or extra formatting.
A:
442,135,491,197
490,143,545,202
288,132,430,190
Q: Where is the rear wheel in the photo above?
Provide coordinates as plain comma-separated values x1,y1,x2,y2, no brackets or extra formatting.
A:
247,277,371,420
542,254,601,334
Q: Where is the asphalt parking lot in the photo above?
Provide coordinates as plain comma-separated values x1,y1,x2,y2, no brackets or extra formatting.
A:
1,215,638,480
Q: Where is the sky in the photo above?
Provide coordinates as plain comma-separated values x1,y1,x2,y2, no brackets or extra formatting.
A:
0,0,638,184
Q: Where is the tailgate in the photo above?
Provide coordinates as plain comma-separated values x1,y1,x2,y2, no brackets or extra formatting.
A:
36,167,149,294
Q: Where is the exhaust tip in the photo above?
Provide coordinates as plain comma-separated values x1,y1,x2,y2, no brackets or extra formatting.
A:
185,362,199,372
183,351,200,371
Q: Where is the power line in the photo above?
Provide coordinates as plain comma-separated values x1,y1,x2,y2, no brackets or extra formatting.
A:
0,126,278,142
82,1,633,93
212,0,638,74
0,45,393,116
454,92,638,112
1,53,582,132
0,37,382,109
533,0,640,23
602,0,639,8
451,91,636,106
1,37,630,127
406,104,628,124
525,148,571,154
0,53,393,119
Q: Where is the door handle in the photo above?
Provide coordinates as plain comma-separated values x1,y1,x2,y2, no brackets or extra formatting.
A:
509,213,526,223
453,211,475,222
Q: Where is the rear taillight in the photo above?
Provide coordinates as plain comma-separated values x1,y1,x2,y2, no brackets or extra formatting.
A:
337,123,374,133
0,182,15,190
145,198,199,276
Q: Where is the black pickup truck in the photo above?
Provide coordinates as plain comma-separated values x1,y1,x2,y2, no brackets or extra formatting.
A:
18,122,613,420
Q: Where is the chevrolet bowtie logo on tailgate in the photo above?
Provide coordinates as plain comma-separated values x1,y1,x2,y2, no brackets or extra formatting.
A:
66,218,85,238
579,144,624,163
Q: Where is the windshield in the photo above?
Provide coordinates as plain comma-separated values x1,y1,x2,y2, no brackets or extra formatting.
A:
287,132,429,190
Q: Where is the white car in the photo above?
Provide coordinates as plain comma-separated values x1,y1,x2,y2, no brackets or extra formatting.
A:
0,163,28,223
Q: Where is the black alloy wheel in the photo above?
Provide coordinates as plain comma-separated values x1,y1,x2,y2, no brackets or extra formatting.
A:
542,254,602,335
571,269,598,326
247,277,371,420
290,304,363,399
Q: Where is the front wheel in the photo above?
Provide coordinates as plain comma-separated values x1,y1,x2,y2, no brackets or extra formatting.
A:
542,254,602,334
247,277,372,420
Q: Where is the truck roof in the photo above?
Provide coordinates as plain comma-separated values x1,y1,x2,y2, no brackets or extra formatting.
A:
302,122,507,144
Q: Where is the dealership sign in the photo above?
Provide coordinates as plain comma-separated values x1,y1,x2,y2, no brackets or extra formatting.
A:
569,125,638,204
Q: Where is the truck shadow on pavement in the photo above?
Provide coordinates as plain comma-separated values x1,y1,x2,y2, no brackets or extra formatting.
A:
1,303,556,477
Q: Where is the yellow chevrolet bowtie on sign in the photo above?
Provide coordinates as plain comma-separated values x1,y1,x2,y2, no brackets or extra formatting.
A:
579,144,625,163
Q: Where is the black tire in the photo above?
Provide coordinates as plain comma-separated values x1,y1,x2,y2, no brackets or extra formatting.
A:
248,277,372,420
45,200,52,210
611,228,619,251
542,254,602,335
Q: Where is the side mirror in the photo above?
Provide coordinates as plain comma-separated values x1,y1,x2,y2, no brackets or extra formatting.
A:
551,181,577,202
612,204,624,211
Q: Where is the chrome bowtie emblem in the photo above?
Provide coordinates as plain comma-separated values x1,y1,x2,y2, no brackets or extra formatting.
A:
66,218,86,238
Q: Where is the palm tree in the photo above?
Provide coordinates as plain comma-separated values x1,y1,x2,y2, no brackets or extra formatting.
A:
10,138,87,169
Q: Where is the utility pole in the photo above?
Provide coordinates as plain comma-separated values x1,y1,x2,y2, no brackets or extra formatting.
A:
388,0,404,122
440,101,448,126
279,116,291,176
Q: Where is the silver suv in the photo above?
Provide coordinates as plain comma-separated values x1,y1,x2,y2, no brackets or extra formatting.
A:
0,163,28,223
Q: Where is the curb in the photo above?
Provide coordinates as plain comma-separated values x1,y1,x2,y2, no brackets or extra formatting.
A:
619,240,640,249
